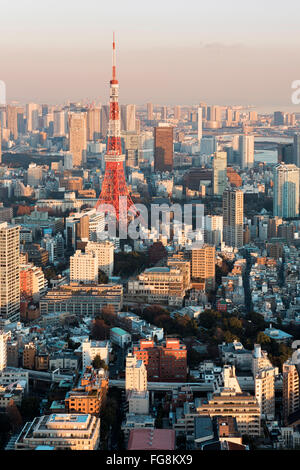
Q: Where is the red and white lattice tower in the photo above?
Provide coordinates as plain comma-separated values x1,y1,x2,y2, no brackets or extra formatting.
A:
95,33,138,221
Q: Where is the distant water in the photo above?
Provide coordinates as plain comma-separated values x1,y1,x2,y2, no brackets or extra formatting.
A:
254,136,293,164
254,149,277,164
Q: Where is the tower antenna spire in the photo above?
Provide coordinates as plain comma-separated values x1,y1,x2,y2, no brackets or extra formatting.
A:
112,32,117,82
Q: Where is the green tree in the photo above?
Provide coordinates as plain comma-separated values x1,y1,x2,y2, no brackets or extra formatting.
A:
98,269,108,284
92,355,108,370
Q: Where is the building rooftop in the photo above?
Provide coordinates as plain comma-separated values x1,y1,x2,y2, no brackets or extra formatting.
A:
128,429,175,451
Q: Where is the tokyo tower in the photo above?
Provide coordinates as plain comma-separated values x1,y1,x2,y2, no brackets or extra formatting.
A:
95,33,138,222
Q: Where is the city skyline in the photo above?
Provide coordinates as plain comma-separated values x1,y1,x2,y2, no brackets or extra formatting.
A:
1,0,300,109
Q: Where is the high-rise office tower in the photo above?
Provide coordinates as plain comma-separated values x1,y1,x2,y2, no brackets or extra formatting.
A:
273,163,300,218
174,106,181,120
249,110,257,122
100,105,110,138
190,244,215,291
161,105,167,121
147,102,153,121
223,189,244,248
208,105,221,122
274,111,285,126
197,107,202,143
0,223,20,325
125,104,136,131
226,108,233,124
69,112,87,167
213,151,227,196
87,106,101,141
154,125,173,172
239,134,254,169
199,102,207,120
233,110,240,122
16,106,25,135
283,359,300,425
293,133,300,167
122,131,140,168
26,103,39,132
6,105,18,140
0,122,2,164
53,110,66,137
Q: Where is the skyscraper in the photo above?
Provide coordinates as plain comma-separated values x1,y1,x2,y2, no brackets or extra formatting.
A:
274,111,285,126
100,105,110,138
154,125,173,172
0,223,20,325
174,105,181,121
239,134,254,169
26,103,39,132
6,105,18,140
197,107,202,143
223,189,244,248
147,102,153,121
69,112,87,167
53,110,66,137
293,133,300,167
273,163,300,218
87,106,101,141
161,105,167,121
124,104,136,131
213,151,227,196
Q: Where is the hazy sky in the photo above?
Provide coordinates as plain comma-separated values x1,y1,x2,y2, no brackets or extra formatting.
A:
1,0,300,110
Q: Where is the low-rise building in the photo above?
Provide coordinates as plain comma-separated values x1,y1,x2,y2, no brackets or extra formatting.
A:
15,413,100,450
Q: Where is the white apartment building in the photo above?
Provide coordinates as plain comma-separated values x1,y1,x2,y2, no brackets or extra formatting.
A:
85,240,114,277
82,339,109,369
70,250,98,284
125,353,147,394
0,223,20,325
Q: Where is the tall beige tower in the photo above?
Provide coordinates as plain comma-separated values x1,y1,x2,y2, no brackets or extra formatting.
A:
87,107,101,141
255,367,276,420
223,189,244,248
283,359,300,425
239,134,254,169
147,102,153,121
69,112,87,167
190,244,215,291
0,223,20,325
213,151,227,196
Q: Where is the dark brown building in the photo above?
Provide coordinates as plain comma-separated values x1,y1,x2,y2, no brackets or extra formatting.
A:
154,126,173,172
133,339,187,382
